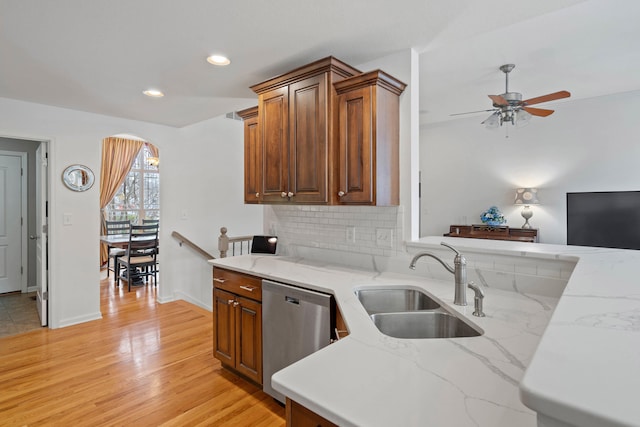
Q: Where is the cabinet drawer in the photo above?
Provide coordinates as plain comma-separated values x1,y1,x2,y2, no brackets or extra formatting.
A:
213,268,262,301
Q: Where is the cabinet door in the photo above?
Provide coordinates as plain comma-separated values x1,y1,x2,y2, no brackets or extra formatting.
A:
260,86,289,203
235,296,262,384
286,398,338,427
243,112,261,203
337,86,374,204
213,289,236,365
288,74,328,204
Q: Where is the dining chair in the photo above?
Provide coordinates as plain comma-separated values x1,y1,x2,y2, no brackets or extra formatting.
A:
117,224,159,291
105,220,130,279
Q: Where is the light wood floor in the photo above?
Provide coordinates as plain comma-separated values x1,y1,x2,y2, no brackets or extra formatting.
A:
0,276,285,426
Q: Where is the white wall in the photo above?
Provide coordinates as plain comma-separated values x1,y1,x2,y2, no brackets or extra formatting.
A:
420,90,640,244
0,96,262,326
162,115,262,309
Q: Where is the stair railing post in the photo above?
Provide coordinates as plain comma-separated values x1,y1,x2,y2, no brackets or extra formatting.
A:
218,227,229,258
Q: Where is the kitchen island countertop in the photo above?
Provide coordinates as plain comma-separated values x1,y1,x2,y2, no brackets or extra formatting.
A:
210,240,562,427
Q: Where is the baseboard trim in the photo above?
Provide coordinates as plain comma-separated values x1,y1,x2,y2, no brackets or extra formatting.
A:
57,312,102,328
173,291,212,312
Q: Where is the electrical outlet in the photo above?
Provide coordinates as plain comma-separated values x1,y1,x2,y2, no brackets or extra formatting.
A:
180,210,188,220
376,228,393,248
63,213,72,225
346,226,356,243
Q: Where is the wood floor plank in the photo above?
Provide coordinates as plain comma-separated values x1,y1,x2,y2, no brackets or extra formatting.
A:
0,277,285,426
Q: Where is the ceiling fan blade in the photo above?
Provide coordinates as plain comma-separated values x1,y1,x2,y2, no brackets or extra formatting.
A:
523,90,571,106
523,106,554,117
450,109,495,116
488,95,508,106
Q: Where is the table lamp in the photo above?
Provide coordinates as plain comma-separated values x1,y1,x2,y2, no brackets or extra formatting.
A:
514,188,539,229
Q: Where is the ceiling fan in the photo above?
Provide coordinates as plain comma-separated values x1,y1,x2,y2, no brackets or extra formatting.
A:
453,64,571,128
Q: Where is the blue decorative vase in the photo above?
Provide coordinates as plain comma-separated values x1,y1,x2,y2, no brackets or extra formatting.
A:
485,221,503,227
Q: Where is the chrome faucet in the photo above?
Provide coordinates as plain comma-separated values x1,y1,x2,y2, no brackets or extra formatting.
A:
409,242,467,306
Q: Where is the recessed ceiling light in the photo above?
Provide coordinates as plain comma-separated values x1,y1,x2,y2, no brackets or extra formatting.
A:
143,89,164,98
207,55,231,66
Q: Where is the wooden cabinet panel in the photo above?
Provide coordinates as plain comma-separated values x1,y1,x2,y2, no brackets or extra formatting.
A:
235,296,262,383
260,86,289,203
213,288,235,364
288,74,328,203
338,85,373,204
238,106,261,204
213,267,262,301
212,268,263,385
286,398,338,427
334,70,406,206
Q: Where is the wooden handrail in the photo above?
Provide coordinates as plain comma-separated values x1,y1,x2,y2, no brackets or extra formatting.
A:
171,231,215,260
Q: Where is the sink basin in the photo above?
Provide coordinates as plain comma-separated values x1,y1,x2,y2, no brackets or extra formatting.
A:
355,288,440,314
370,311,482,339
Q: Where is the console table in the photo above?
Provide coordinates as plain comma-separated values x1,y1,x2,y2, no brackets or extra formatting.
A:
444,225,538,242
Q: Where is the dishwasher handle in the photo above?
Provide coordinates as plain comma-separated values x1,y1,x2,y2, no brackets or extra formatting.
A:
285,296,300,305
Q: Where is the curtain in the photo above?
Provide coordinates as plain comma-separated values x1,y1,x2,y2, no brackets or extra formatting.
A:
146,142,159,160
99,137,145,266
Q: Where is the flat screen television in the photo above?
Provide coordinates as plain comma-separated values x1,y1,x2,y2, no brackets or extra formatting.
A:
567,191,640,250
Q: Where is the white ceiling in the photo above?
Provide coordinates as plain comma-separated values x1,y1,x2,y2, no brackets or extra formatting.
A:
1,0,639,128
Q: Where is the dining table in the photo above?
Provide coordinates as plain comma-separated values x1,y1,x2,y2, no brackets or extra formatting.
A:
100,234,158,285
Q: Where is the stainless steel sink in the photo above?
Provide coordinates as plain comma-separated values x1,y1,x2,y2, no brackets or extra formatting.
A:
370,311,482,339
354,287,483,339
355,288,440,314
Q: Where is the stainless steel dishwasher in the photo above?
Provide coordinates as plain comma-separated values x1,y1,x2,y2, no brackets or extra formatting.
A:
262,279,333,403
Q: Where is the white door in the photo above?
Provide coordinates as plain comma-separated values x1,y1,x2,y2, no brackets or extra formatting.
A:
0,155,22,293
35,145,48,326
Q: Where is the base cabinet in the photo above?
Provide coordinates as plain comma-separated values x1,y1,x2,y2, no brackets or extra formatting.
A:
286,398,338,427
213,268,263,384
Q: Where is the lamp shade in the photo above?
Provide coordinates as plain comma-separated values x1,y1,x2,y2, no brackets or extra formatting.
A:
482,111,501,129
514,188,539,205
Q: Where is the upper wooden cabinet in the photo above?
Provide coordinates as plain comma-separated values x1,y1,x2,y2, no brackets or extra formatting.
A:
237,106,260,204
334,70,406,205
244,56,405,206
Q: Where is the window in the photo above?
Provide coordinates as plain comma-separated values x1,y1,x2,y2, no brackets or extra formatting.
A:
105,144,159,223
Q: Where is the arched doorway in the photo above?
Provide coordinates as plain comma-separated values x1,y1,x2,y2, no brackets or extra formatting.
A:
99,135,160,288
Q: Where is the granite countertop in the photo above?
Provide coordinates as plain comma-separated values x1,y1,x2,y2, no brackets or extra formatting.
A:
415,237,640,427
209,251,559,427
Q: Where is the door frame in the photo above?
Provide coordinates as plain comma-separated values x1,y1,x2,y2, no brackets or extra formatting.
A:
0,134,52,328
0,150,28,292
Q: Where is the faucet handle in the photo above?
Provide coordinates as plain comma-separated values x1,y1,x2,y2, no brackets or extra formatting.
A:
440,241,461,256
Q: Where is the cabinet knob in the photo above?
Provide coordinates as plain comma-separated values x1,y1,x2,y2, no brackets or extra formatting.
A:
287,192,294,197
255,192,260,197
232,301,240,307
227,299,235,305
338,191,345,197
281,192,287,198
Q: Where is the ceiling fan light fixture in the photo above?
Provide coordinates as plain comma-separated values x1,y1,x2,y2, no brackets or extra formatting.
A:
516,109,532,127
482,111,501,129
453,64,570,130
